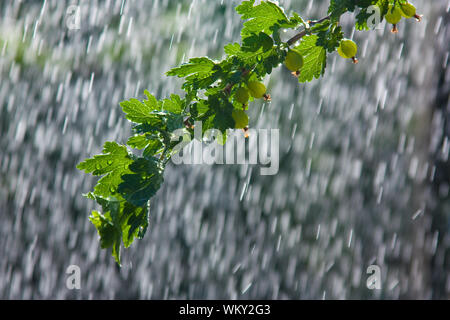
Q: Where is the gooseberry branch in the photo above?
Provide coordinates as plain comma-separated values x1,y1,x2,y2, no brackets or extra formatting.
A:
77,0,422,265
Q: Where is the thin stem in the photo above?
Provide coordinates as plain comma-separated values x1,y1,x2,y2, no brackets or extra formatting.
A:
287,15,331,46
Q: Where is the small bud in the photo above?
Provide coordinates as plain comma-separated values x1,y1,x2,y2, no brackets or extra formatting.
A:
391,24,398,34
184,118,194,129
351,57,359,64
291,70,300,78
243,127,249,138
263,94,271,101
414,14,423,22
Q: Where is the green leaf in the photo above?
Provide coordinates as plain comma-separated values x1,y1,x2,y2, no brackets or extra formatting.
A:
241,32,274,53
257,47,283,76
90,209,122,264
191,100,210,117
236,0,294,37
120,96,161,123
225,41,281,77
79,144,156,264
121,201,149,248
118,157,165,207
166,57,215,78
88,194,150,265
225,43,259,60
328,0,356,21
355,0,389,30
310,20,332,33
127,134,149,149
328,0,381,23
355,10,370,30
166,113,184,132
162,94,184,114
224,43,242,56
77,142,133,197
316,25,344,53
132,118,165,135
167,57,222,94
210,97,235,138
143,139,164,158
143,90,159,110
295,35,327,83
